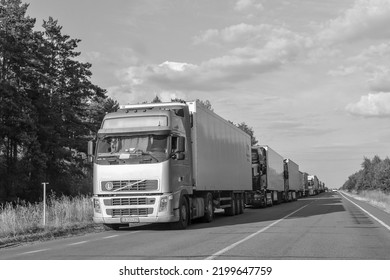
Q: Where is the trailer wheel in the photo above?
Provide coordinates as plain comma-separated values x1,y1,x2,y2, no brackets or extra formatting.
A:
103,223,121,231
171,196,189,230
238,193,245,214
202,193,214,223
224,193,236,216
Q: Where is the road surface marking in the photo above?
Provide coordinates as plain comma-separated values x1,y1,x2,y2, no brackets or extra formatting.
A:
340,192,390,232
68,241,88,246
18,249,50,255
102,235,119,239
205,204,309,260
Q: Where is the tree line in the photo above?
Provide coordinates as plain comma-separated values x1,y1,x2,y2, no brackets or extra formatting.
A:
0,0,117,203
341,156,390,194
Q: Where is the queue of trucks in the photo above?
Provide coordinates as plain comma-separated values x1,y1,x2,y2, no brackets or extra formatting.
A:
88,101,326,230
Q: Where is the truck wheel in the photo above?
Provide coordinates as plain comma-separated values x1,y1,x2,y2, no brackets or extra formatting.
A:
238,193,245,214
103,223,121,231
202,193,214,223
224,193,236,216
234,194,240,215
171,196,189,230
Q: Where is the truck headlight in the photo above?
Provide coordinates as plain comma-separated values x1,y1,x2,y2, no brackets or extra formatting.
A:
159,196,169,212
94,199,101,213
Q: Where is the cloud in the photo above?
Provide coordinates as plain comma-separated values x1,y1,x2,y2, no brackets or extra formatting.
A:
350,43,390,62
318,0,390,44
158,90,188,102
368,68,390,92
326,43,390,93
193,23,260,45
328,65,360,77
234,0,264,11
346,92,390,117
159,61,197,72
194,23,310,47
119,24,311,95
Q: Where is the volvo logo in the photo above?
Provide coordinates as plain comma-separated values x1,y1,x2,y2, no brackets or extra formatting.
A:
105,182,114,191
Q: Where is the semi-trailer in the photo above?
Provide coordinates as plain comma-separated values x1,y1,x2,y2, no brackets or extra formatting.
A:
307,175,319,195
283,159,300,201
88,101,252,230
246,145,285,207
319,181,325,193
299,171,309,198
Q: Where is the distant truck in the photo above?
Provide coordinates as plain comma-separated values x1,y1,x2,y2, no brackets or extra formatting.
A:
246,145,285,207
307,175,319,195
299,171,309,198
319,181,326,193
88,101,252,230
283,159,300,201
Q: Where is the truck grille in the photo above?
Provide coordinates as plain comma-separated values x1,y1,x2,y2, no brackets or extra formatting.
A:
107,208,153,217
101,180,158,192
104,197,156,206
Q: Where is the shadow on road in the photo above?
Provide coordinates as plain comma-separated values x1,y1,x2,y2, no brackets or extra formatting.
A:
113,192,347,231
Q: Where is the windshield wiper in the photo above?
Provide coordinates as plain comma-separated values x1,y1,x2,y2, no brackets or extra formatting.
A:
137,150,160,162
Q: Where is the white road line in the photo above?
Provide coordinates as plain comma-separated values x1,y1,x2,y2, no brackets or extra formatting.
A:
68,241,88,246
18,249,50,255
205,204,309,260
102,235,119,239
339,192,390,232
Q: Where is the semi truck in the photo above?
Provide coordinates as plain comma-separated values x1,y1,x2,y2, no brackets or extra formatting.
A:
283,159,300,201
246,145,285,207
299,171,309,198
307,175,319,195
319,181,325,193
88,101,252,230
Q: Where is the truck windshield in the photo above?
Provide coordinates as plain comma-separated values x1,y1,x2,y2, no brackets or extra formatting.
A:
96,134,168,164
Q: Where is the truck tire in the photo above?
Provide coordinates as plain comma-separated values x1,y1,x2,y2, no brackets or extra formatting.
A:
224,193,236,216
234,193,240,215
238,193,245,214
171,196,189,230
103,223,121,231
202,193,214,223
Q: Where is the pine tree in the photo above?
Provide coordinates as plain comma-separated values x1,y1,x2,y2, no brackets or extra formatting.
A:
0,0,110,201
0,0,41,201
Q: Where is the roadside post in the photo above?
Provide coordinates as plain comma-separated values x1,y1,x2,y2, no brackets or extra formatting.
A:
42,182,49,227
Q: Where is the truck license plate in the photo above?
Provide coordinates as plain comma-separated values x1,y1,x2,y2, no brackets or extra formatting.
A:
120,216,139,223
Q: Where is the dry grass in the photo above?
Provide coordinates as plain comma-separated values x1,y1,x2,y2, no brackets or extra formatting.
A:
0,195,98,246
345,189,390,214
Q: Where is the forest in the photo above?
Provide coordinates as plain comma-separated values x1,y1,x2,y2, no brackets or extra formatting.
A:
0,0,118,203
341,155,390,194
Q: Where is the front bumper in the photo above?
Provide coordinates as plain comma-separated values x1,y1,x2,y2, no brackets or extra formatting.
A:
93,195,179,225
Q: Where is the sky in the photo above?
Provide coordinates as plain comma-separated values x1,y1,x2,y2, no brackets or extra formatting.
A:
25,0,390,189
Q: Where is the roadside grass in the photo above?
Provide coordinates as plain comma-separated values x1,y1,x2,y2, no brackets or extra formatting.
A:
0,195,101,247
344,189,390,214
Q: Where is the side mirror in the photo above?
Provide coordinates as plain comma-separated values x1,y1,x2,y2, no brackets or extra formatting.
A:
171,152,185,160
88,140,95,163
177,137,185,153
172,136,185,153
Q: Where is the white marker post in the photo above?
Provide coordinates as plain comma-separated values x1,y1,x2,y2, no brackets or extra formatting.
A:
42,182,49,227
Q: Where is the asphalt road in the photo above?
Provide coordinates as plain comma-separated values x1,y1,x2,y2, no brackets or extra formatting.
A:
1,191,390,260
